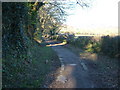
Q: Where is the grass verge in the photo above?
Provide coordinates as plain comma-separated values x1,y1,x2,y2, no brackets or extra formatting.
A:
2,39,60,88
21,44,60,88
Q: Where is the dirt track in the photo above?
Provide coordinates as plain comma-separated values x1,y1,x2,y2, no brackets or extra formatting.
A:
45,40,98,88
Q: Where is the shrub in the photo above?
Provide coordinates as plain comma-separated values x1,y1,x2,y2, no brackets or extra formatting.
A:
56,33,120,58
101,36,120,58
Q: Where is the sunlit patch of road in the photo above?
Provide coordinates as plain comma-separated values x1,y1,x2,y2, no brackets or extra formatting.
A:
46,42,67,47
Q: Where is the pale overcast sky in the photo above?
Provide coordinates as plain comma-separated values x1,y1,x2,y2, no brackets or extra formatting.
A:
65,0,119,30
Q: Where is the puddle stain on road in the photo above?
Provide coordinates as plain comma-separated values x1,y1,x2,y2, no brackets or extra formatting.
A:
56,75,67,83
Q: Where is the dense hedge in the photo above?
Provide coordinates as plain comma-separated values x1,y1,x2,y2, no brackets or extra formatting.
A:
101,35,120,58
2,2,44,88
2,3,28,57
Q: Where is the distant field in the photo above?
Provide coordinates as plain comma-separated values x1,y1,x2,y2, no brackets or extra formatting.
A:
60,31,118,37
60,25,118,37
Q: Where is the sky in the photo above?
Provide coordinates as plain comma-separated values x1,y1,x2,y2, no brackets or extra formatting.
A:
65,0,119,31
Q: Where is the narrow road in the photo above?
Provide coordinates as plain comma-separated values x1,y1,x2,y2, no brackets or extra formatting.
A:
45,40,97,88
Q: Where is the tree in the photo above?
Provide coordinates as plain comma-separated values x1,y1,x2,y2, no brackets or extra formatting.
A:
35,1,68,39
35,0,91,39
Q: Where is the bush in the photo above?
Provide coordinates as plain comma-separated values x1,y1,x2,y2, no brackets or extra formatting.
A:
85,41,101,53
57,34,120,58
101,36,120,58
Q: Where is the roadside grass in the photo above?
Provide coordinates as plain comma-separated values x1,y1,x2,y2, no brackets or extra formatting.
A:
2,38,60,88
21,45,57,88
